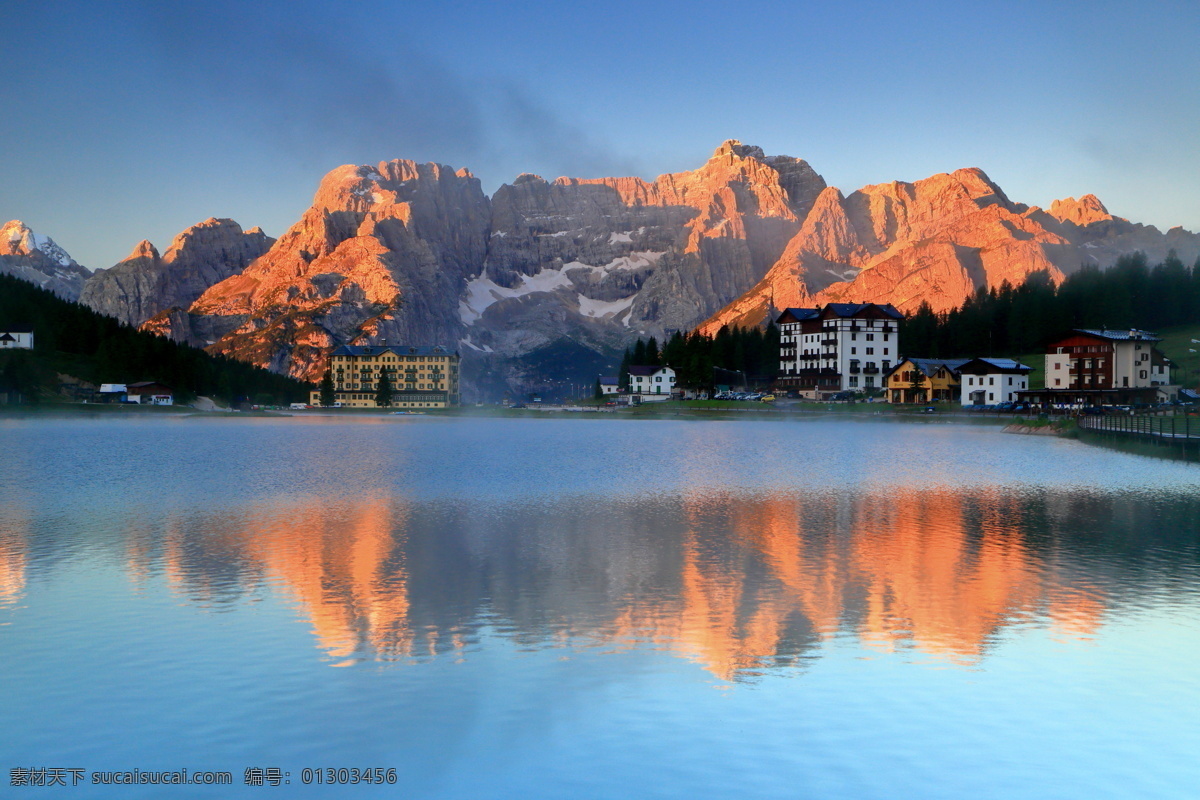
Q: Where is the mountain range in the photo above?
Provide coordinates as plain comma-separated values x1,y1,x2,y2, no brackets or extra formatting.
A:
4,141,1198,399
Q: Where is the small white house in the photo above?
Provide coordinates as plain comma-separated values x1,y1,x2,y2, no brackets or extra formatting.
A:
958,358,1033,406
628,365,675,401
125,381,174,406
599,376,619,396
98,383,127,403
0,326,34,349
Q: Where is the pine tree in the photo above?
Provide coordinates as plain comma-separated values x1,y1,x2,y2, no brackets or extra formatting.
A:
593,377,603,399
646,336,660,365
374,368,394,408
632,339,647,366
320,370,336,407
618,349,631,391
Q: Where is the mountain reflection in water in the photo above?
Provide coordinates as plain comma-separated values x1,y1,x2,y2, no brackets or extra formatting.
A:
56,486,1187,680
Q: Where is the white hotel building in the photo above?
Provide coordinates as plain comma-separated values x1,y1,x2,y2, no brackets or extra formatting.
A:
776,303,904,396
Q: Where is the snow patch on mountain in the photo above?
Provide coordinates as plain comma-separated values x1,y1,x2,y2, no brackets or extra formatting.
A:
459,267,575,324
577,294,635,319
561,251,665,277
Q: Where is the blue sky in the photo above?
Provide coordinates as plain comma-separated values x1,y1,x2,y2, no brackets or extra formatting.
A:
3,0,1198,269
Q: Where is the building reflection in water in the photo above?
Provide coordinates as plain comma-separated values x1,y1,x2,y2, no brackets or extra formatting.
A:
0,501,28,611
124,487,1120,679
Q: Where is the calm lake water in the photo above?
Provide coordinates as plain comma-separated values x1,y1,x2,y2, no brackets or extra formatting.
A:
2,414,1199,798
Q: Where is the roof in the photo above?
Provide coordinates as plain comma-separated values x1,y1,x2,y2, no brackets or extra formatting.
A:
776,308,820,324
777,303,903,324
821,302,904,320
888,359,969,381
956,357,1034,374
901,357,971,378
1071,328,1161,343
599,376,618,385
0,333,12,342
331,344,457,357
127,381,173,391
1181,388,1200,401
628,365,671,376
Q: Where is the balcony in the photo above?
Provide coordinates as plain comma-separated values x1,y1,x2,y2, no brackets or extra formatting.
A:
847,365,860,374
821,338,837,347
862,366,879,374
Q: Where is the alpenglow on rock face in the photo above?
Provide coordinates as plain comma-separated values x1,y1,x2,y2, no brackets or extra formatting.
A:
154,141,829,391
96,140,1197,399
154,160,492,380
0,220,92,299
79,218,275,327
700,170,1200,333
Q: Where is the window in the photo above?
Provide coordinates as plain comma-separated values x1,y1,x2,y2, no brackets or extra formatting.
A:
989,377,994,385
851,347,857,355
866,347,874,355
866,334,874,341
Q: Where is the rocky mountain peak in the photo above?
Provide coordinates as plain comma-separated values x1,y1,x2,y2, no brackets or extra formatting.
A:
711,139,766,161
0,219,90,299
2,219,79,267
2,220,36,255
129,240,160,261
1049,194,1112,226
79,218,275,327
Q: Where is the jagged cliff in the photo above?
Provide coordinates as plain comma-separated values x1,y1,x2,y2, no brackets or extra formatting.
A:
10,141,1193,399
79,218,274,326
701,173,1200,332
156,141,828,391
154,160,492,379
0,220,91,300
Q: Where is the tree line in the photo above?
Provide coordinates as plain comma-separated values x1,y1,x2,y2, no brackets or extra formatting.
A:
901,252,1200,359
0,274,308,404
619,324,781,390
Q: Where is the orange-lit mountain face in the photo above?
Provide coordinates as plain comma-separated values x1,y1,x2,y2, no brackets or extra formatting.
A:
80,219,274,327
27,141,1196,396
700,174,1200,334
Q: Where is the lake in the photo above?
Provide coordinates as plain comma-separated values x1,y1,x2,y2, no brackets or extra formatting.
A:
2,414,1199,798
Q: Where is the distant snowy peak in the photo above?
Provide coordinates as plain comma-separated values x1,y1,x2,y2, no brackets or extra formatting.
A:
2,219,80,268
0,219,91,300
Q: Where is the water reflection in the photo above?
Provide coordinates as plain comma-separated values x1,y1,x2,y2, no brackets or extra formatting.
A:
100,486,1200,680
0,501,28,611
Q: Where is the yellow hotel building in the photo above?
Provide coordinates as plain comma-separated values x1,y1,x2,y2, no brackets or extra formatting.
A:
310,344,460,409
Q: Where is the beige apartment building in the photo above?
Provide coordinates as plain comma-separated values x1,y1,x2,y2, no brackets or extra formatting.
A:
310,344,460,408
